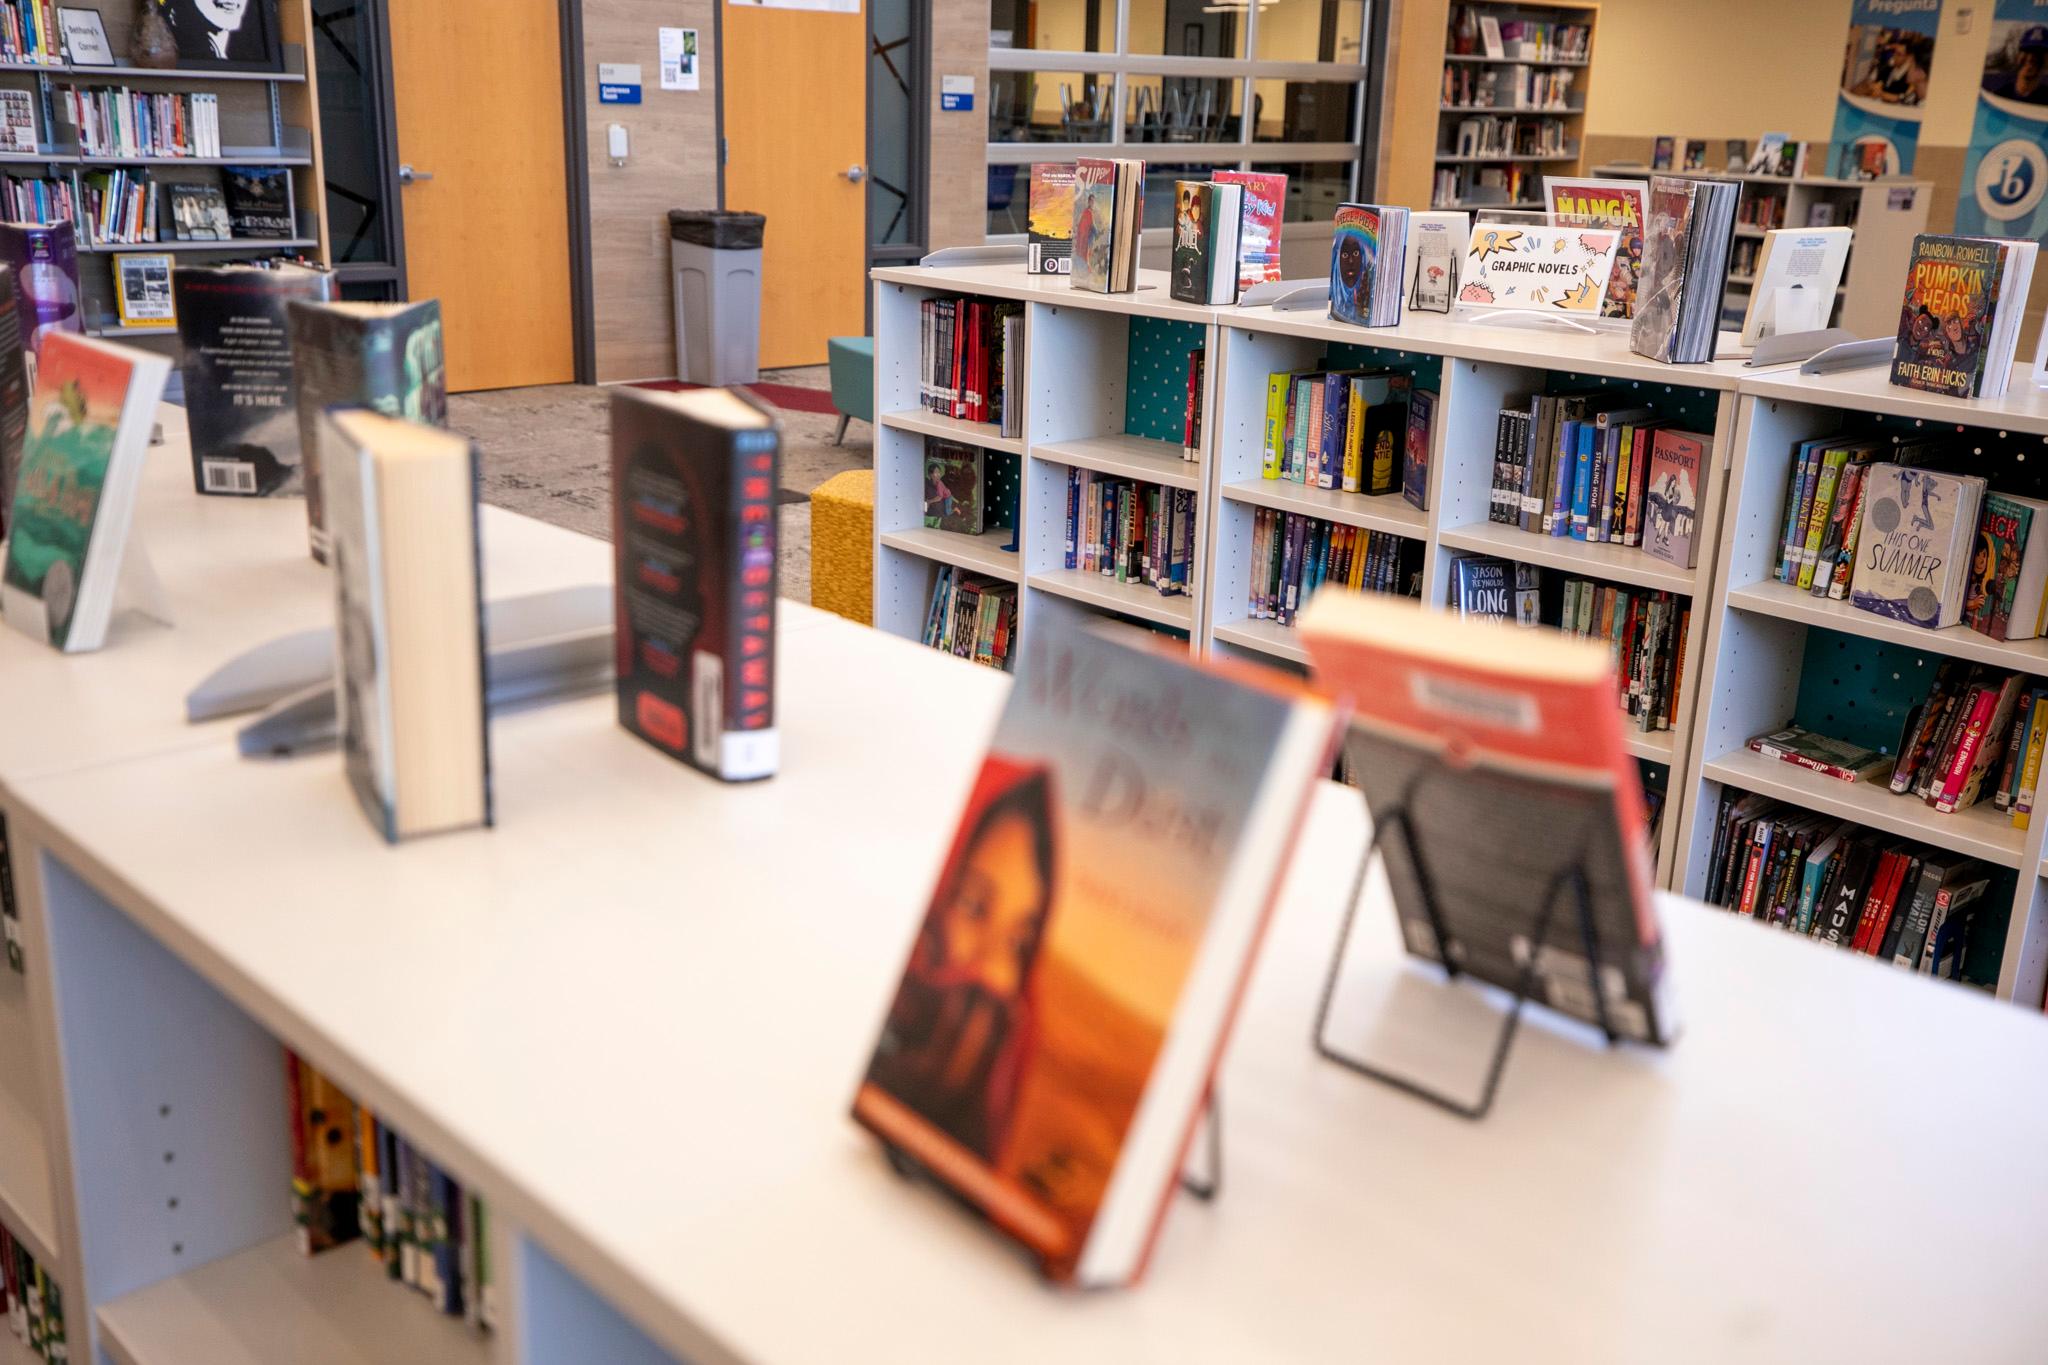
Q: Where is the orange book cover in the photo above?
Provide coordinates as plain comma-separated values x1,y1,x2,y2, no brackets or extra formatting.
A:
853,607,1333,1285
1300,591,1677,1045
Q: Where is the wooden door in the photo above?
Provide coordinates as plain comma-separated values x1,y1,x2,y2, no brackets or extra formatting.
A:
721,0,868,369
388,0,575,392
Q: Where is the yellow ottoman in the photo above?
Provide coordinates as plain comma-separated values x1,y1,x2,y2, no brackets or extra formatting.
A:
810,468,874,625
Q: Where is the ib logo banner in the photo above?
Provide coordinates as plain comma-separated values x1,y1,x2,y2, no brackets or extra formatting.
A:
1977,138,2048,222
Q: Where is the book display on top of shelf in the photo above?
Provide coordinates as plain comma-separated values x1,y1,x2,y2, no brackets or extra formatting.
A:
853,598,1336,1288
1212,170,1283,291
1544,176,1645,320
1629,175,1737,364
1070,157,1142,295
1328,203,1406,327
0,329,169,653
1169,179,1241,307
1458,219,1614,314
1889,234,2037,401
1403,210,1466,314
1025,162,1073,278
1739,227,1851,346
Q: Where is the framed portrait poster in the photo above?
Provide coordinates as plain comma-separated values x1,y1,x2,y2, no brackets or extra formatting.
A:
155,0,283,72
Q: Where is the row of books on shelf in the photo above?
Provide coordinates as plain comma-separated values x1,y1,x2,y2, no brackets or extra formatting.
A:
1773,443,2048,639
920,565,1016,671
59,87,224,159
1746,666,2048,827
1559,577,1687,734
0,170,64,225
0,1222,63,1362
1062,468,1197,597
1247,510,1420,625
1444,114,1572,159
1484,393,1706,568
0,171,274,243
1451,7,1590,62
914,295,1022,435
0,0,56,64
1261,366,1430,502
288,1048,498,1331
1431,163,1532,209
1704,789,1994,984
1439,62,1577,110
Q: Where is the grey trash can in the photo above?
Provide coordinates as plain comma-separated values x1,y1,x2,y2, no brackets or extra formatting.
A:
670,209,765,386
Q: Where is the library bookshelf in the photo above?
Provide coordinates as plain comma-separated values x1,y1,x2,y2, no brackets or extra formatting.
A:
870,262,1746,883
1677,367,2048,1007
1428,1,1597,212
0,0,330,343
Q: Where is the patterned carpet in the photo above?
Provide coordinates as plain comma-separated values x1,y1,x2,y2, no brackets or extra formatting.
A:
448,365,872,605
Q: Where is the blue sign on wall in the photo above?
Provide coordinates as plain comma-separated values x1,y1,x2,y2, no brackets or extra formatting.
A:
600,83,642,105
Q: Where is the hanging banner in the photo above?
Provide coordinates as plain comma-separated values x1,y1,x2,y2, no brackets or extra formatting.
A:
1828,0,1944,179
1957,0,2048,238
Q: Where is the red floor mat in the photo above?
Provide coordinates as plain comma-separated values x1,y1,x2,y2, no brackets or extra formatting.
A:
631,379,840,416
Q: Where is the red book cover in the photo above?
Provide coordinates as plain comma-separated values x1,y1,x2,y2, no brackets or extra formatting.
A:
1850,851,1902,953
1935,685,1999,811
1211,170,1286,289
612,387,781,782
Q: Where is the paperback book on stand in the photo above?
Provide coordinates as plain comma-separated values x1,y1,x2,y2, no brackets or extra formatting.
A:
288,298,448,562
612,386,780,782
1212,169,1285,291
1169,179,1242,306
0,331,169,653
1889,234,2037,400
1299,591,1678,1046
1739,227,1851,347
853,600,1337,1287
1070,157,1144,294
1026,162,1075,276
176,262,335,497
1629,175,1739,364
1544,176,1647,320
1848,463,1986,631
1328,203,1407,327
1402,210,1467,315
320,408,490,843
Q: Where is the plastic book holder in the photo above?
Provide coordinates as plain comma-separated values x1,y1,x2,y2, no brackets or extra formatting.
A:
1312,765,1618,1122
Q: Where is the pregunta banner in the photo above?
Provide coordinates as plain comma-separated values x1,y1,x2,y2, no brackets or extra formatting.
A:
1829,0,1944,180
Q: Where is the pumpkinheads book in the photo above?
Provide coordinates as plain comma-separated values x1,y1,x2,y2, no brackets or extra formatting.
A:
612,386,781,782
1890,235,2001,399
853,602,1335,1287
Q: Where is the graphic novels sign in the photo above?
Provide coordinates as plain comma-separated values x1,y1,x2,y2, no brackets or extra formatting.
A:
1828,0,1944,179
1957,0,2048,239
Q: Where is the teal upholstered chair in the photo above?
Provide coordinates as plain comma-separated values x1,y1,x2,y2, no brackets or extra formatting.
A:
827,335,874,445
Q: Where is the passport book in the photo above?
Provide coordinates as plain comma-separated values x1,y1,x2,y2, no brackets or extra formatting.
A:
612,386,781,782
853,601,1336,1287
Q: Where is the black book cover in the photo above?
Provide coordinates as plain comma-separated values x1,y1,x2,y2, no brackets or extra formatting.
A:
287,298,447,560
1815,838,1879,946
0,265,29,540
1170,180,1214,305
612,387,781,782
175,264,333,496
221,165,293,239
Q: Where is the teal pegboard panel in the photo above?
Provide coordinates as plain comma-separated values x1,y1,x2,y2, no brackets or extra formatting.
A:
1540,371,1722,432
1323,343,1445,394
1791,628,1939,756
986,451,1021,531
1124,316,1208,443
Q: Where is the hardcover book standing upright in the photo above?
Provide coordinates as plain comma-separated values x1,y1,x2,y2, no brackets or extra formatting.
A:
613,386,780,783
1848,463,1985,631
0,266,30,538
0,331,168,653
0,219,78,356
1329,203,1408,327
287,298,448,562
1887,234,2036,401
320,408,490,843
175,262,334,497
854,602,1336,1287
1211,169,1285,291
1169,179,1242,305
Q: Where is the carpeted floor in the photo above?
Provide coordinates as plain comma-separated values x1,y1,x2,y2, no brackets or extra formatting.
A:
448,365,872,604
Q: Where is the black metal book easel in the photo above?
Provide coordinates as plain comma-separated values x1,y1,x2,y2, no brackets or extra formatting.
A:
1312,766,1619,1121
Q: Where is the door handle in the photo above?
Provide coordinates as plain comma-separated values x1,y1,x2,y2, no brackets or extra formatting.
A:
399,164,434,185
843,165,866,183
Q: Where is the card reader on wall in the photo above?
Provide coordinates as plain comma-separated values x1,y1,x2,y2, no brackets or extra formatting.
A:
609,124,629,164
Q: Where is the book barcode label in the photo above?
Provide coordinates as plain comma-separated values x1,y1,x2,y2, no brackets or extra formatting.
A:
691,649,723,772
200,458,258,495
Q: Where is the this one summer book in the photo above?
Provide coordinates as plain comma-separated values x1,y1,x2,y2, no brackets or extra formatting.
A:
853,602,1336,1288
0,331,169,653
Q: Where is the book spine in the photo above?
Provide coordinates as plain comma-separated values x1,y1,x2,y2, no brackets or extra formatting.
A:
1934,688,1998,813
2017,693,2048,827
1994,692,2033,811
1262,374,1285,479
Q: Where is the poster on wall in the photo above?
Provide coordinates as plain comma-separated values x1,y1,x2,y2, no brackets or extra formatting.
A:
1827,0,1944,180
1956,0,2048,239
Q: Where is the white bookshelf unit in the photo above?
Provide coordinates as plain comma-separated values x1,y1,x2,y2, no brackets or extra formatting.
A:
1677,367,2048,1007
872,263,1745,883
